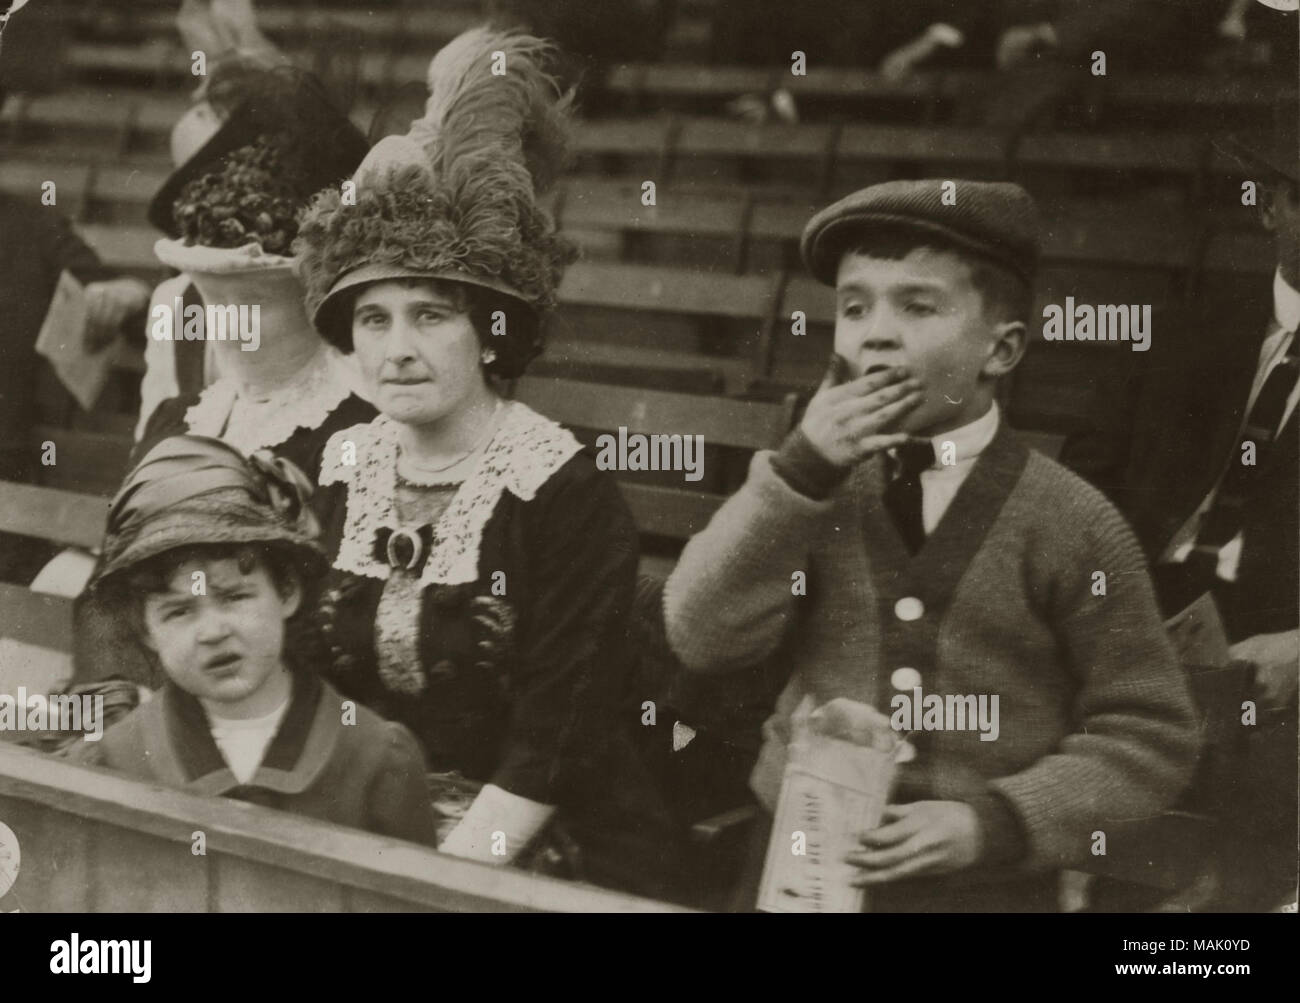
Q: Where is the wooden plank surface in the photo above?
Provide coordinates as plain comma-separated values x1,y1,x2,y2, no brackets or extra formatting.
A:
0,482,107,549
0,798,93,912
557,261,776,319
515,375,792,449
619,483,723,541
30,425,133,497
0,584,74,651
0,744,687,912
93,822,209,911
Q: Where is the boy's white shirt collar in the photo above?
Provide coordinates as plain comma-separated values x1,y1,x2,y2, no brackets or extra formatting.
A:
918,400,1001,469
1273,267,1300,333
906,401,1000,536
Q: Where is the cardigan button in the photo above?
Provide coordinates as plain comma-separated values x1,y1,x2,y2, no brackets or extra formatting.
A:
890,667,921,691
894,596,924,621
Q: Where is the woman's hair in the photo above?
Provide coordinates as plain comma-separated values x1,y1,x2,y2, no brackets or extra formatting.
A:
335,276,543,379
172,135,308,254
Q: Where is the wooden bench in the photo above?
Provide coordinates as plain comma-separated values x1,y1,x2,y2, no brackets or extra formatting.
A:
0,742,682,912
512,374,797,575
548,260,783,391
603,63,1290,127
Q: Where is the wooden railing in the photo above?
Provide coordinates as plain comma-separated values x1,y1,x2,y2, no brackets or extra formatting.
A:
0,743,686,912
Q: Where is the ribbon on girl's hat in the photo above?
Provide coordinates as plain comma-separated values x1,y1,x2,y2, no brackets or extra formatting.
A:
246,449,321,540
109,435,320,540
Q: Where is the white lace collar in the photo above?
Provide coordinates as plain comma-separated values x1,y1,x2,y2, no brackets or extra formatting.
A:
321,402,583,587
184,347,358,455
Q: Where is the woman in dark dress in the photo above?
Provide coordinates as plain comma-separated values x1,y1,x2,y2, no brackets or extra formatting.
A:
292,26,672,897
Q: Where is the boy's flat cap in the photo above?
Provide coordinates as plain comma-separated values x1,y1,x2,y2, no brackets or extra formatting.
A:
801,179,1040,286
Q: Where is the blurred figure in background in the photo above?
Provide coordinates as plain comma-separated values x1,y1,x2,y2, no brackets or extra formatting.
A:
0,34,150,582
1060,117,1299,911
137,0,290,435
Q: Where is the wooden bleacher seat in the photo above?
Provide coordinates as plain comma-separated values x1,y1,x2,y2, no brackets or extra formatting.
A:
78,223,161,276
602,64,1289,130
672,118,837,191
558,179,749,272
548,261,782,391
835,123,1013,190
0,481,105,697
29,425,133,497
1012,130,1211,199
512,374,797,577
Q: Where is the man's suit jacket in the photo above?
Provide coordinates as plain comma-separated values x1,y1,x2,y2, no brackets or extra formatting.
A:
1060,272,1297,642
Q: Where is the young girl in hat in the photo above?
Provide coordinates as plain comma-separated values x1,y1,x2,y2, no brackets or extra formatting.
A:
69,435,435,846
292,27,671,897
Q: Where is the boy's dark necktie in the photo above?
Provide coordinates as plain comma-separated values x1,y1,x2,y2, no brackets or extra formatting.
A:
1186,333,1298,585
884,440,936,555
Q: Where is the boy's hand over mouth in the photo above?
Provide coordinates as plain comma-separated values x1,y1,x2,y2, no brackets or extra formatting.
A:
846,800,982,885
800,356,924,467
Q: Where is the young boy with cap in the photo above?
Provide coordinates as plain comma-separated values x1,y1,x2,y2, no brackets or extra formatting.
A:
68,435,435,846
663,178,1201,911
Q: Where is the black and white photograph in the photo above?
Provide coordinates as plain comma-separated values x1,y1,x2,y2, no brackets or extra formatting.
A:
0,0,1296,968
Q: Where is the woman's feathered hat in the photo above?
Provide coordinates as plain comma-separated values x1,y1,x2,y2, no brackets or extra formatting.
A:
294,27,576,352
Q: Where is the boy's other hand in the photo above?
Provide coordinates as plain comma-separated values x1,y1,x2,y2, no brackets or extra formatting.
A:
846,800,981,885
800,357,923,467
83,277,149,351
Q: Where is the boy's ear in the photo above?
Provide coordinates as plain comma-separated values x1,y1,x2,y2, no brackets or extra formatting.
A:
982,321,1028,379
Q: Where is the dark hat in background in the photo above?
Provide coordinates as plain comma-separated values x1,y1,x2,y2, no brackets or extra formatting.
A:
147,66,370,236
800,179,1041,287
1214,102,1299,186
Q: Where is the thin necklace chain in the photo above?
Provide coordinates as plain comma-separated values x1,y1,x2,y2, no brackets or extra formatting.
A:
399,400,503,475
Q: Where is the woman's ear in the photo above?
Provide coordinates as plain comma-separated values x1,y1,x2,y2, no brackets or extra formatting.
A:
132,600,159,653
983,321,1028,379
278,574,303,620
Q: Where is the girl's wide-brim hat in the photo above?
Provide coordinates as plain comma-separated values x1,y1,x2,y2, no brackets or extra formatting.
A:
147,67,370,239
89,436,328,593
294,28,576,348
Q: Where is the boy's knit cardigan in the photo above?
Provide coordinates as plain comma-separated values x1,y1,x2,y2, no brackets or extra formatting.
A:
663,420,1201,876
